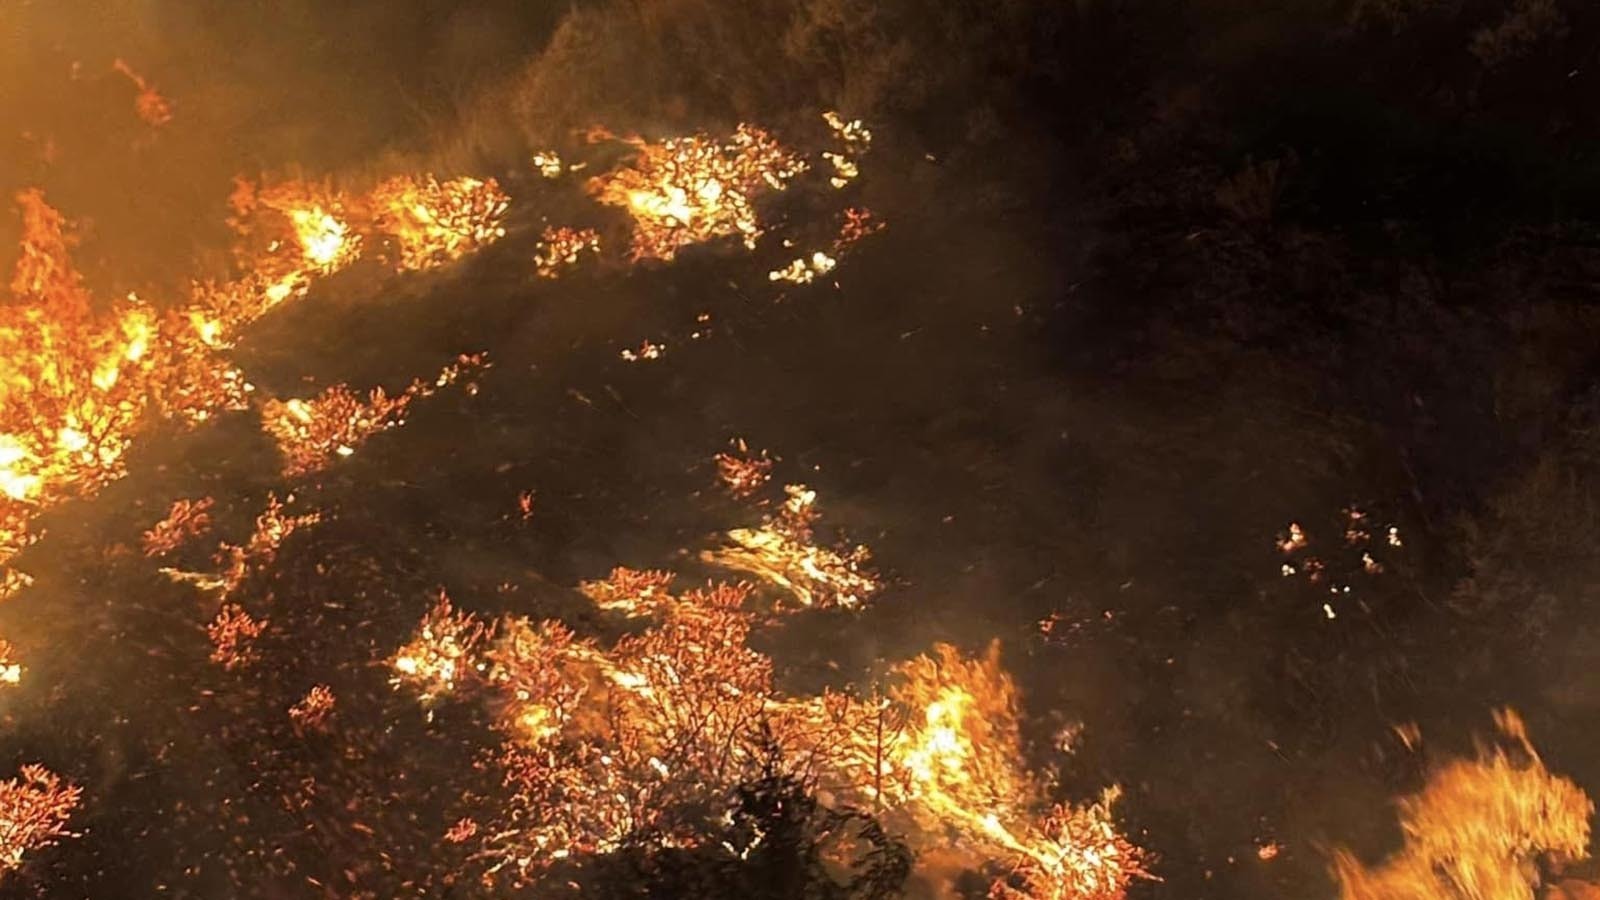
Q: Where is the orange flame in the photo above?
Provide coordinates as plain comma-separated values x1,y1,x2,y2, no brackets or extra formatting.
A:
1332,710,1593,900
589,125,807,261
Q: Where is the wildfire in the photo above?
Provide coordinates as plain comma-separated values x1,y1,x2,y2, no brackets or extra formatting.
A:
533,225,600,277
163,493,321,597
260,354,486,477
532,152,564,179
589,125,808,261
141,497,215,557
390,591,487,703
288,685,336,734
384,548,1143,896
262,387,412,477
2,74,1150,896
579,566,676,617
714,442,773,498
1332,709,1593,900
207,602,267,670
0,639,21,686
369,175,509,272
2,190,251,595
0,764,80,878
704,525,878,610
237,179,364,304
768,251,838,285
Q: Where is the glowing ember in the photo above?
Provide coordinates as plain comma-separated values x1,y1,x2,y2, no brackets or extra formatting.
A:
0,764,80,877
1279,522,1308,553
288,685,336,734
1332,709,1593,900
0,640,21,686
836,206,885,250
823,110,873,149
619,339,665,362
141,497,215,557
1277,508,1404,607
822,152,859,189
112,59,173,126
768,250,838,284
532,152,564,179
207,602,267,670
822,111,873,189
589,125,807,261
444,817,478,843
0,569,32,603
369,175,509,271
533,225,600,277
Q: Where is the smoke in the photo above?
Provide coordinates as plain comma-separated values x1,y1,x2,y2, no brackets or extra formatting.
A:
0,1,561,290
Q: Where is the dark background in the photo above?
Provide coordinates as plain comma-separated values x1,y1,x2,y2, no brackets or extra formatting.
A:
3,1,1600,897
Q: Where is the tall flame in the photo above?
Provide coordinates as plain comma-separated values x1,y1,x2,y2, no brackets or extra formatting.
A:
1333,710,1593,900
